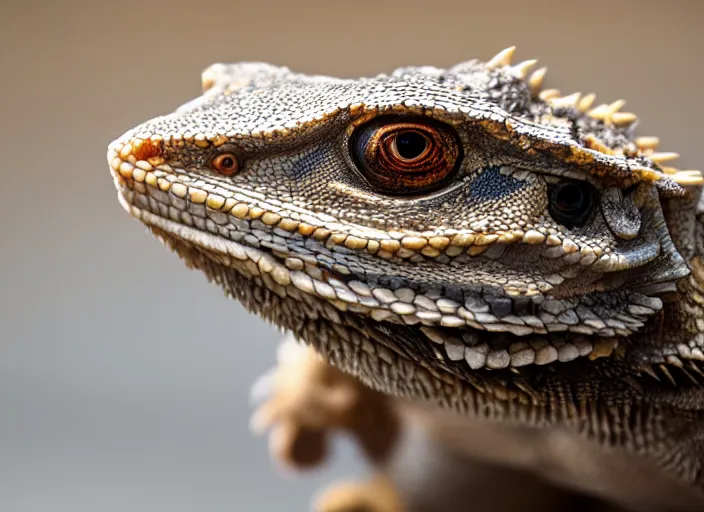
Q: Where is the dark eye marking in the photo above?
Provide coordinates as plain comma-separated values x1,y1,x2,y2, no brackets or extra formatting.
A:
548,180,596,229
468,167,525,201
350,117,461,194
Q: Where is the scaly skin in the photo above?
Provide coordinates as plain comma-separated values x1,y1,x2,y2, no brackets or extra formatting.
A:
108,47,704,510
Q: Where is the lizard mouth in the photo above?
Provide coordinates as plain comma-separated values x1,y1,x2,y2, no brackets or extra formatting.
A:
112,169,624,372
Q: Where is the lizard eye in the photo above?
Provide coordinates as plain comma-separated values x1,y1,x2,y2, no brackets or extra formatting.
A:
210,152,239,176
548,181,596,229
351,118,461,194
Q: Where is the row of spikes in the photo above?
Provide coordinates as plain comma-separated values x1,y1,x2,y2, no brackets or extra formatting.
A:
638,357,704,388
485,46,703,187
487,46,637,125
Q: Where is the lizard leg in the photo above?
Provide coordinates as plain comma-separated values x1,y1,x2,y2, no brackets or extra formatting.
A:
250,333,401,469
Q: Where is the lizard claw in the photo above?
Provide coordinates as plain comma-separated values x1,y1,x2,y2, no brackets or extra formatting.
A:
250,333,400,471
313,474,404,512
250,333,361,469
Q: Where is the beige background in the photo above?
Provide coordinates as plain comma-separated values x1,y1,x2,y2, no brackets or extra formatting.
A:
1,1,702,510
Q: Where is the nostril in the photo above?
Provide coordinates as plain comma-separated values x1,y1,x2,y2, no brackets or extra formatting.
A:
132,138,163,161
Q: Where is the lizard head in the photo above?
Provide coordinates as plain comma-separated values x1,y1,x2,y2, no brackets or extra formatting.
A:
108,49,704,412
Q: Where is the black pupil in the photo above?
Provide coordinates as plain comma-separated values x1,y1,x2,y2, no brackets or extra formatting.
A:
555,183,586,212
396,131,427,160
221,157,234,168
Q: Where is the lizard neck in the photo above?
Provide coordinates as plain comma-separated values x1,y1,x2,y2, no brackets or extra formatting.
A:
148,225,704,489
660,187,704,358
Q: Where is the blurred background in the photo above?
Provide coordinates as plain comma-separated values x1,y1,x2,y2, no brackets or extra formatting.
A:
1,0,702,510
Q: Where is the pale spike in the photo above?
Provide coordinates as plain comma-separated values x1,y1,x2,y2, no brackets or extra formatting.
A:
486,46,516,69
577,93,596,112
587,104,609,119
635,136,660,150
539,88,561,101
549,92,581,109
639,365,660,381
659,167,699,177
588,99,626,120
659,364,677,386
609,112,638,126
666,355,684,368
689,361,704,378
672,172,704,186
583,134,610,154
511,59,538,79
607,99,627,114
528,67,547,95
649,152,680,163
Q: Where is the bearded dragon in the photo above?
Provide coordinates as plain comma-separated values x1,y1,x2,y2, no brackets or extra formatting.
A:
107,47,704,511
